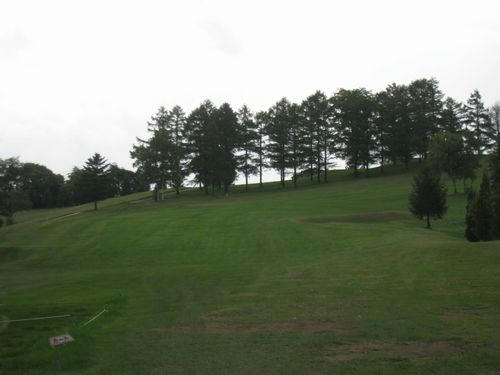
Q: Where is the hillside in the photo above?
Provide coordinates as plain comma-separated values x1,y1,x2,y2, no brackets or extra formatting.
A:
0,167,499,374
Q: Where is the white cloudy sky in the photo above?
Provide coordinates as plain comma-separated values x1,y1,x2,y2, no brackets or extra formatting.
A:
1,0,499,181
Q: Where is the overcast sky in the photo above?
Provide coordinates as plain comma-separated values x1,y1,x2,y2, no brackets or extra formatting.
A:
1,0,499,181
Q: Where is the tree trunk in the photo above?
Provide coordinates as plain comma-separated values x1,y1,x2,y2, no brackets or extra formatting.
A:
259,162,263,188
293,164,297,188
426,214,431,229
94,200,98,211
323,148,328,182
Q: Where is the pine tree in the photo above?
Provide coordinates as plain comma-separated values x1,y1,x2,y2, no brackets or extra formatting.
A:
464,90,493,154
475,172,494,240
490,140,500,238
465,190,479,242
255,111,268,188
409,166,447,229
237,105,259,191
408,78,444,160
440,97,464,133
301,91,331,182
81,153,110,210
490,103,500,141
334,88,376,176
265,98,291,188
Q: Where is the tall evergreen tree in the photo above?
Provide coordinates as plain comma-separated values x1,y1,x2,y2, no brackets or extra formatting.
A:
409,166,447,229
376,83,413,167
465,190,479,242
255,111,268,188
440,97,464,133
408,78,444,160
81,153,110,210
185,101,216,194
464,90,493,154
301,91,332,182
490,140,500,238
237,105,259,191
287,103,305,187
265,98,291,188
334,88,376,176
213,103,240,194
490,103,500,141
475,172,494,241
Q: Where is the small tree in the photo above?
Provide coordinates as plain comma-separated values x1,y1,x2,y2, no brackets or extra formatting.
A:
465,190,479,242
475,172,494,241
409,166,447,229
490,138,500,238
81,153,110,210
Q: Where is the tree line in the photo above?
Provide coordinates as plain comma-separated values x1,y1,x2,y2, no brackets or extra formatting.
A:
131,78,500,198
0,155,148,226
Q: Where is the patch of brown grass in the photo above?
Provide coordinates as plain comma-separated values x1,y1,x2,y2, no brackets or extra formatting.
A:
325,340,498,363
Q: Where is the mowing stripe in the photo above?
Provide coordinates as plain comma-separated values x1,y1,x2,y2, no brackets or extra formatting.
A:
81,308,107,327
0,314,71,323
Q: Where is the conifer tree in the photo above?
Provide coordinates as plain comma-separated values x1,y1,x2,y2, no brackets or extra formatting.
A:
409,166,447,229
475,172,494,241
440,97,464,133
81,153,110,210
237,105,259,191
408,78,443,160
265,98,291,188
490,140,500,238
465,190,479,242
255,111,268,188
464,90,493,154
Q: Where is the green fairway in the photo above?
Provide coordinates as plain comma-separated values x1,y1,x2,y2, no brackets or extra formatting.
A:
0,167,499,374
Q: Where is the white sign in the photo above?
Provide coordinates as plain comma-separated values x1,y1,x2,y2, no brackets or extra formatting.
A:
49,333,74,347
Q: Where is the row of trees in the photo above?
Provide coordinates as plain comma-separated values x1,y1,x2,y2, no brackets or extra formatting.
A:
0,155,148,226
132,78,500,195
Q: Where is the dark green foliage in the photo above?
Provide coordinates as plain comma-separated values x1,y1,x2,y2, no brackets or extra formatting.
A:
428,132,465,193
489,142,500,238
465,173,496,242
490,104,500,140
376,83,413,167
0,158,32,225
131,106,189,199
237,105,259,191
265,98,292,188
255,111,268,187
464,90,493,154
80,153,110,210
0,190,32,225
440,97,464,133
409,166,447,228
465,190,479,242
18,163,65,208
301,91,333,182
334,88,375,176
212,103,240,194
408,78,444,160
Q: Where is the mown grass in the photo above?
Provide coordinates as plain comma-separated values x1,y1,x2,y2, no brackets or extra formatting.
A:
0,164,499,374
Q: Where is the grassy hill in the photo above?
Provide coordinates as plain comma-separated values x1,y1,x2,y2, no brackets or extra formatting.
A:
0,166,499,374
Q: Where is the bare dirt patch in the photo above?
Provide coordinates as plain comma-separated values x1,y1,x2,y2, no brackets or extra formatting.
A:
153,321,350,334
325,340,498,363
303,211,409,224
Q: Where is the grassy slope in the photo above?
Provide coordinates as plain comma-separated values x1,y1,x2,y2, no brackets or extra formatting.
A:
0,166,499,374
